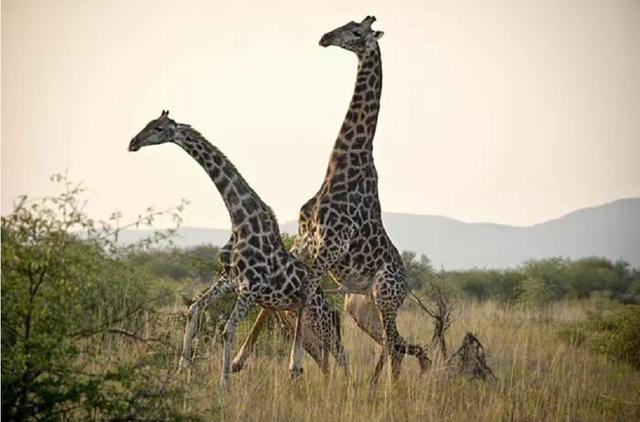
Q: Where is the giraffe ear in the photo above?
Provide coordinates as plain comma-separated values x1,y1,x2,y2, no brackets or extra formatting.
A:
374,31,384,40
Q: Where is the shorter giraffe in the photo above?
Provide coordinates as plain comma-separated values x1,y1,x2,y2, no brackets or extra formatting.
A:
128,111,345,388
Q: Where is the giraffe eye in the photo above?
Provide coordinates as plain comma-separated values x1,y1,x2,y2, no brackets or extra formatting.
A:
154,127,163,132
353,30,362,37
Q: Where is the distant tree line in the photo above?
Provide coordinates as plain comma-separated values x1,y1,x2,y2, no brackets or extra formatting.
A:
401,252,640,305
130,247,640,306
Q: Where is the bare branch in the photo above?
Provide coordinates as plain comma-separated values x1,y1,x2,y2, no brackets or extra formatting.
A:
410,284,453,359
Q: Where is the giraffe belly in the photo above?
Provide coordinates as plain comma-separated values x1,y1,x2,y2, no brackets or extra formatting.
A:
253,282,304,310
255,295,300,311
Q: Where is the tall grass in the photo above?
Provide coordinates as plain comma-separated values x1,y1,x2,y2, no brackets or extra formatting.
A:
96,298,640,421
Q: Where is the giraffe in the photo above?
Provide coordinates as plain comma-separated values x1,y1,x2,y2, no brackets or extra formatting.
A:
128,110,345,388
232,16,431,382
290,16,431,382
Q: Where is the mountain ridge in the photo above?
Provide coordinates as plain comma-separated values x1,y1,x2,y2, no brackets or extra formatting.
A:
117,198,640,269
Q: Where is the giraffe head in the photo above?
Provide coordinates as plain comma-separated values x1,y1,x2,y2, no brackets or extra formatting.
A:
128,110,179,152
319,16,383,54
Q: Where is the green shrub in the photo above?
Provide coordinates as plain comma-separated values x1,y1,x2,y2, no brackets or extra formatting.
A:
589,306,640,369
557,304,640,369
1,176,196,421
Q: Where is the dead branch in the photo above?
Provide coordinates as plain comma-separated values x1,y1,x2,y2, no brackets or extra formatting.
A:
106,328,176,350
411,285,453,359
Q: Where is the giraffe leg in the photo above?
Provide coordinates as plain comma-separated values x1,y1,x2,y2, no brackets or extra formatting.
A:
344,293,384,344
306,328,329,374
288,306,305,379
373,273,431,381
178,277,233,371
231,308,272,373
331,338,350,379
324,307,349,378
275,310,330,373
221,293,255,391
305,295,337,375
370,348,386,384
289,229,352,379
321,347,330,374
379,307,405,380
232,307,331,375
344,293,387,382
346,287,431,381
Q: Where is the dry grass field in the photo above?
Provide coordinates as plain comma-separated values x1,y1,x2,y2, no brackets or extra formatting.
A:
90,298,640,421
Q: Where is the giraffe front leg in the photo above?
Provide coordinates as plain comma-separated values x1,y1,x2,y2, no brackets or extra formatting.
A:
178,277,232,372
288,306,305,379
221,293,255,391
288,264,333,379
231,308,272,373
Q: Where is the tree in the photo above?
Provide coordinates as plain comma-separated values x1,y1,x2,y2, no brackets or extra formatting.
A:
1,175,192,421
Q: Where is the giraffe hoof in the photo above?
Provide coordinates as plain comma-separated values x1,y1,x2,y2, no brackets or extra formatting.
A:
231,360,244,373
289,367,304,380
419,357,432,373
177,356,191,373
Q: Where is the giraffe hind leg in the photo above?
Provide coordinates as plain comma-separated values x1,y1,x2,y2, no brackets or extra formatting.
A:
370,348,386,384
344,293,387,381
381,307,406,380
374,290,431,382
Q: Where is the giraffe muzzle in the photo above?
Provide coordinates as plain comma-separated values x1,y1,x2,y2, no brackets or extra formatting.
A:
128,137,141,152
319,34,331,47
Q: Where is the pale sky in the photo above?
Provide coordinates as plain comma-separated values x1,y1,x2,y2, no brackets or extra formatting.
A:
2,0,639,229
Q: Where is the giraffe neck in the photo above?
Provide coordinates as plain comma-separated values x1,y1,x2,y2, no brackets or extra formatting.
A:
334,44,382,154
175,126,267,227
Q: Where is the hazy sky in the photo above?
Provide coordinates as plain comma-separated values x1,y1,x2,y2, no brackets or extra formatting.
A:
2,0,639,229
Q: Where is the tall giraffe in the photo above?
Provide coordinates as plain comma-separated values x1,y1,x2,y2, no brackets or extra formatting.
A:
234,16,431,381
291,16,431,382
128,111,344,388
